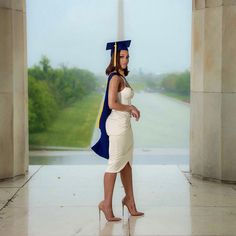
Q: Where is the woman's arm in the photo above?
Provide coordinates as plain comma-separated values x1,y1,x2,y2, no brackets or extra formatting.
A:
108,75,132,112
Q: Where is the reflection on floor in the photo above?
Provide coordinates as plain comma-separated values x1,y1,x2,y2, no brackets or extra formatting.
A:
29,148,189,165
0,164,236,236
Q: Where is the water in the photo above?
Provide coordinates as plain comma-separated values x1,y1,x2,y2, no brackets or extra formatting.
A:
131,91,190,148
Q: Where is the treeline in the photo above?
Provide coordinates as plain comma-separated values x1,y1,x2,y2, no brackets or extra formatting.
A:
28,55,98,133
144,70,190,96
160,70,190,95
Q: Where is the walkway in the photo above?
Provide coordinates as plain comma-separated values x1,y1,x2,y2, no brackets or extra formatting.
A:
1,154,236,235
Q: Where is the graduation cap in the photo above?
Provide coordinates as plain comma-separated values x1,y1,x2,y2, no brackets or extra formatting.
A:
106,40,131,67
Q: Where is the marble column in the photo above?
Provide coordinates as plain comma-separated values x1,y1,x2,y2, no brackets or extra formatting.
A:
117,0,124,40
190,0,236,182
0,0,28,179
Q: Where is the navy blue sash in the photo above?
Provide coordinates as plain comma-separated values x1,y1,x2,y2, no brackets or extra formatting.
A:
91,71,118,159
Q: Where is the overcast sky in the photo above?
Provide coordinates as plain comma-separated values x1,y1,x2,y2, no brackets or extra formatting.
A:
26,0,192,75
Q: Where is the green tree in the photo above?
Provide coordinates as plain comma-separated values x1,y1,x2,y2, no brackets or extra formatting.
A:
39,55,51,74
28,55,99,133
28,76,58,132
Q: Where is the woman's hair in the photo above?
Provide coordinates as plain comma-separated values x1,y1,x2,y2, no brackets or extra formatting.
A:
105,50,129,76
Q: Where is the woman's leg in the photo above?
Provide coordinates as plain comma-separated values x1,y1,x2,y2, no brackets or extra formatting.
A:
104,172,117,205
120,162,135,201
120,162,144,215
101,172,118,217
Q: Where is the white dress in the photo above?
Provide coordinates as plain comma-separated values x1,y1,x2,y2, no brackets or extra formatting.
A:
105,77,134,173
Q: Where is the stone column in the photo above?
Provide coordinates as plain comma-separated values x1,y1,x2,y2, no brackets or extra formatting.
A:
190,0,236,182
117,0,124,40
0,0,28,179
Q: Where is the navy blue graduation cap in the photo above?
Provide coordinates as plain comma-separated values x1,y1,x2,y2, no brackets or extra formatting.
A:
90,40,131,159
106,40,131,67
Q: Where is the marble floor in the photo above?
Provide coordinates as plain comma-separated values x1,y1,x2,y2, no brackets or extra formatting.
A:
1,163,236,236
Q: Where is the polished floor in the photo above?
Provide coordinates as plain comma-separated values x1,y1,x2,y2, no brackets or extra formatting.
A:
1,163,236,236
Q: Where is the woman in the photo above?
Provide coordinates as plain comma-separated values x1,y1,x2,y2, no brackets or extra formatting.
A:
91,40,144,221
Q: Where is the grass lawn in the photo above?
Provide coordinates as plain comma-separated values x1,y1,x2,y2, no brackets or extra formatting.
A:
29,91,103,148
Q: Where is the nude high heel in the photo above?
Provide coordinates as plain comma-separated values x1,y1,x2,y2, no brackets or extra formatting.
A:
98,201,122,222
122,197,144,217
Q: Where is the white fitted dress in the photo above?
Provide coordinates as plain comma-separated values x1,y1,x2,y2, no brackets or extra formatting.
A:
105,77,134,173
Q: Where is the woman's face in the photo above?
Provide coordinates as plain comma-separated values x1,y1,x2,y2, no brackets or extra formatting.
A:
119,50,129,70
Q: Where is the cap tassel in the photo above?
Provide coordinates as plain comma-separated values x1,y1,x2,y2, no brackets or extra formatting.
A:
114,42,117,67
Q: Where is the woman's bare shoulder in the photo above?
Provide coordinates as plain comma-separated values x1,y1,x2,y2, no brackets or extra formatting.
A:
110,74,119,79
110,74,121,83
